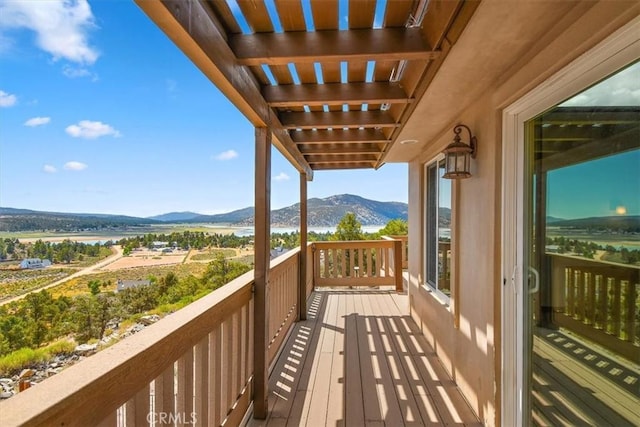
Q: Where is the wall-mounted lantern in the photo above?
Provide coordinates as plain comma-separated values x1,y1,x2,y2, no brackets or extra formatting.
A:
442,124,477,179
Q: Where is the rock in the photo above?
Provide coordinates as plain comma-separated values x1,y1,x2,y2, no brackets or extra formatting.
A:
18,369,35,380
127,324,145,334
74,343,97,355
139,315,160,325
0,378,13,386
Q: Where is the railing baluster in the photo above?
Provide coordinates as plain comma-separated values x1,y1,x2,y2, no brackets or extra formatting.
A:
565,268,574,316
210,327,222,426
596,274,606,329
576,271,585,321
612,277,622,337
366,248,372,277
222,318,232,414
176,348,194,426
194,336,209,427
125,398,135,426
135,384,151,427
620,280,632,341
336,249,352,277
232,309,241,404
323,248,329,278
586,272,595,325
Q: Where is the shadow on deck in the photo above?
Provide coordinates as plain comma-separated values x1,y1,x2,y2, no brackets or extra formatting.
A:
250,289,481,426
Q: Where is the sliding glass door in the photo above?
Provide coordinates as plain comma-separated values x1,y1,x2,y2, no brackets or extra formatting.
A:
522,63,639,426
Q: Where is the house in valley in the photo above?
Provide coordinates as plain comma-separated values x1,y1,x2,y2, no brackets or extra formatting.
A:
19,258,52,269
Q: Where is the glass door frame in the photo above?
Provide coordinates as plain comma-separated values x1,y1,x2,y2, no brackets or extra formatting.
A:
501,17,640,427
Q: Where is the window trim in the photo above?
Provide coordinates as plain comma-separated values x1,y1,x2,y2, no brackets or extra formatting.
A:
423,153,452,304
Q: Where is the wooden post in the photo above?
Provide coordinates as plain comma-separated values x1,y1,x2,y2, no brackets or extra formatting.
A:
394,239,403,292
298,173,308,321
253,127,271,419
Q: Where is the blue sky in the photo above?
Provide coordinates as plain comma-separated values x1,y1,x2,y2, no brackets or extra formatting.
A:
0,0,407,217
547,62,640,219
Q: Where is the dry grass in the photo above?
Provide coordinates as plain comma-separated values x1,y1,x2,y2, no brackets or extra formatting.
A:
50,263,208,298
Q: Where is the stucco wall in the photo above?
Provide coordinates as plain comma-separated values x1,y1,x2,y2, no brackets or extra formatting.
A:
406,3,639,426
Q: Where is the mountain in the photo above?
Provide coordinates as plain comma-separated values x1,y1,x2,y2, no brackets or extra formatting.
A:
230,194,407,227
189,207,256,224
546,216,565,224
551,215,640,231
0,194,408,231
148,211,201,222
0,207,160,232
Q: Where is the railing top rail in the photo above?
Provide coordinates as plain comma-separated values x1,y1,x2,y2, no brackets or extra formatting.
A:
312,240,395,249
546,251,640,271
381,235,408,240
0,269,256,427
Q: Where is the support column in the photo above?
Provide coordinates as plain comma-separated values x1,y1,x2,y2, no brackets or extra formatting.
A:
253,127,271,419
298,173,308,321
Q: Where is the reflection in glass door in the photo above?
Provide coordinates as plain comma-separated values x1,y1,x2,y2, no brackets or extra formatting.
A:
523,63,640,426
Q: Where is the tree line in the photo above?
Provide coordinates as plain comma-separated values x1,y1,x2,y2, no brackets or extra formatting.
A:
546,235,640,264
0,238,112,263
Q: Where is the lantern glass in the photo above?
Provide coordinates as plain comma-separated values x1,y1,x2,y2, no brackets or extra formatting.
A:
441,124,476,179
442,143,472,179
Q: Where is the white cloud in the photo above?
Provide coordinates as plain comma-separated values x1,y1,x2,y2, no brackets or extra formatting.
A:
561,61,640,107
0,0,99,64
274,172,290,181
43,164,57,173
65,120,121,139
0,90,17,107
62,65,97,80
214,149,239,161
24,116,51,127
63,161,87,171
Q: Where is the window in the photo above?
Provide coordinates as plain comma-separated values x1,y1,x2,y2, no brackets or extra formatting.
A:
425,156,452,300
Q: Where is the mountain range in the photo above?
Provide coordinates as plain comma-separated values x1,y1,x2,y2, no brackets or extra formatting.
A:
0,194,408,232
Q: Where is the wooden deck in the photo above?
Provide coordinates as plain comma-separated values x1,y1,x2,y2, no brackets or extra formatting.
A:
250,289,481,426
532,328,640,427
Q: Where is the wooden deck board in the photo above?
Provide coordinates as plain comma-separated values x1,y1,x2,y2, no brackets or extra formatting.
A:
249,290,481,427
532,334,639,427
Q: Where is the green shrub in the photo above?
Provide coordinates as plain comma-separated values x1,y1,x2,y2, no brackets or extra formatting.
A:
0,339,76,375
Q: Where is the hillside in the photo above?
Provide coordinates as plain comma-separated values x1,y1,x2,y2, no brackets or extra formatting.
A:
147,211,201,222
0,208,159,232
551,215,640,231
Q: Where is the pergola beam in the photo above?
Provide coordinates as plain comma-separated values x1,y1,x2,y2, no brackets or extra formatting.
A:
291,128,389,144
230,27,439,66
264,82,410,107
298,144,386,155
304,154,379,163
309,162,375,170
280,111,398,129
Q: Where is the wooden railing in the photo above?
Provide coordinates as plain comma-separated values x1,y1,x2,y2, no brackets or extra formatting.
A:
266,249,299,365
312,240,403,291
439,241,451,295
0,249,302,427
548,253,639,361
382,235,408,269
